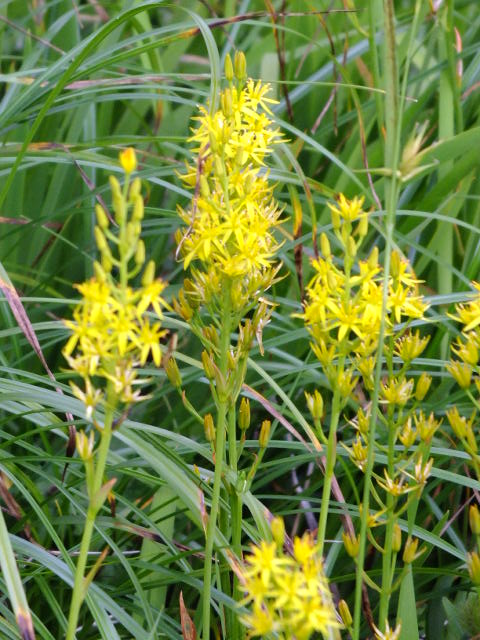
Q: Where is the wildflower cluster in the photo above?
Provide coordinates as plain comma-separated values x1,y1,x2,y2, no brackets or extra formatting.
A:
238,518,340,639
172,53,287,640
302,195,433,630
64,148,167,421
302,195,428,401
175,51,283,318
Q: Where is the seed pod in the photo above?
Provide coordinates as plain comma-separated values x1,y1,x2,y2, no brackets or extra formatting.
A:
204,413,215,443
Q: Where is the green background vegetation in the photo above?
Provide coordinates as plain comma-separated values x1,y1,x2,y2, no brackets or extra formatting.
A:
0,0,479,638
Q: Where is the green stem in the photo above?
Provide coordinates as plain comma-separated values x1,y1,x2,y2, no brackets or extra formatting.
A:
353,1,400,637
378,424,396,628
228,406,243,640
66,400,115,640
202,290,231,640
318,387,341,557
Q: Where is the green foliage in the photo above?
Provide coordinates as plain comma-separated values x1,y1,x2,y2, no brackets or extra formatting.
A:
0,0,479,638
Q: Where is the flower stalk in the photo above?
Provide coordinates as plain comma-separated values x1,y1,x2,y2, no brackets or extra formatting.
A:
64,148,167,638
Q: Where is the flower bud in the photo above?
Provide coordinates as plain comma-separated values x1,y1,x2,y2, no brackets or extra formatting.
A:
415,372,432,401
129,177,141,200
468,551,480,585
368,246,379,269
402,536,420,564
357,213,368,238
201,350,216,381
95,204,109,229
224,53,234,82
347,235,357,258
238,397,250,431
221,87,232,115
204,413,215,443
259,419,271,449
200,175,210,198
132,195,144,221
338,600,353,627
470,504,480,535
320,232,331,259
76,430,94,461
330,207,341,231
135,239,145,266
214,155,225,178
165,357,182,388
234,50,246,82
119,147,137,174
93,260,107,281
392,524,402,553
271,516,285,548
305,389,323,422
94,226,108,253
101,251,113,273
142,260,155,287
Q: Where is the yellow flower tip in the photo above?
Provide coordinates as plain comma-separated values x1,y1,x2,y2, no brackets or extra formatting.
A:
119,147,137,174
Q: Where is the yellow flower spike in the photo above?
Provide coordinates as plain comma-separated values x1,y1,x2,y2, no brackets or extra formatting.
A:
119,147,137,174
239,529,340,639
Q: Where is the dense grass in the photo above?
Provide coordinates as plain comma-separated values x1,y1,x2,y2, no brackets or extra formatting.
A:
0,0,479,638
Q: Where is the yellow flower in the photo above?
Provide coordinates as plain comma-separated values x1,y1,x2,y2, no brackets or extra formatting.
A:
63,151,168,416
238,518,340,639
328,194,365,223
119,147,137,174
177,62,284,315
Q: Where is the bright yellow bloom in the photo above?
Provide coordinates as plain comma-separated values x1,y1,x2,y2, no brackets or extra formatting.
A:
63,152,167,419
119,147,137,174
177,67,284,315
239,522,340,639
